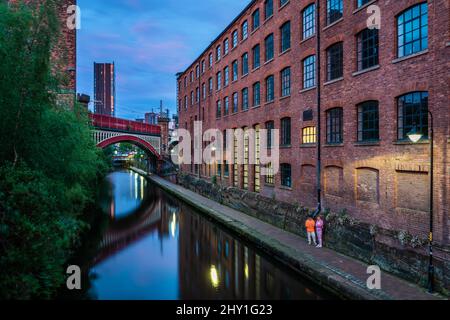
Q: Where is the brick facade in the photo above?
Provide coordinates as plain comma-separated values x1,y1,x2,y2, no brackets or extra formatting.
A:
177,0,449,246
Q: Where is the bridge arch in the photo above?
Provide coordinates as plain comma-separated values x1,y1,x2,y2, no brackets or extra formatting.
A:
97,135,162,161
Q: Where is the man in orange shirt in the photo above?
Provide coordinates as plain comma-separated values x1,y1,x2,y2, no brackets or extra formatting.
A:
305,217,317,246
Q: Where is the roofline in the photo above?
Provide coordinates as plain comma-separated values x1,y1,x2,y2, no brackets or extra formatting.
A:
177,0,258,78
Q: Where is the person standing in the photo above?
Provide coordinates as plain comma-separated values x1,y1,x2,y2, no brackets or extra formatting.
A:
305,217,317,246
316,215,324,248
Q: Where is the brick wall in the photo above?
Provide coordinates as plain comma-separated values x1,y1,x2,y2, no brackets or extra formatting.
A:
177,1,449,245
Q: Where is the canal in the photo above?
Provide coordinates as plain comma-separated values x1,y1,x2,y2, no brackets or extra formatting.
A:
76,169,336,300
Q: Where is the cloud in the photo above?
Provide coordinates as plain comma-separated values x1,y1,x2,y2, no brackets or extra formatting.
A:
77,0,249,119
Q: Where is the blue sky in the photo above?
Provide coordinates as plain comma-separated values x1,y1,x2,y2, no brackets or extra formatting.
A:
77,0,248,120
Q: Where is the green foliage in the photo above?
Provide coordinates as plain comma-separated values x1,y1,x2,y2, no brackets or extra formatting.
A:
0,1,108,299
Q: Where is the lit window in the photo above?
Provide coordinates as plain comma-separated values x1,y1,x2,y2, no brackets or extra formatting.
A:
265,163,274,185
302,127,316,144
216,45,221,61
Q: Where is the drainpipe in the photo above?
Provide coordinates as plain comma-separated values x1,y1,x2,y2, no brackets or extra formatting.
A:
198,65,202,179
314,0,322,218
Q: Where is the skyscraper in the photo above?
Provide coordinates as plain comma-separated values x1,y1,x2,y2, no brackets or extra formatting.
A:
94,62,116,116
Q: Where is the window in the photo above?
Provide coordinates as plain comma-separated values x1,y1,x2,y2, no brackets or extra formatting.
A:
302,4,315,39
232,30,239,48
266,75,275,102
303,55,316,89
357,28,379,70
208,77,213,94
196,87,200,102
253,82,261,107
265,33,274,61
302,127,317,144
264,0,273,20
357,0,370,7
184,96,188,110
397,3,428,58
252,9,260,30
326,108,343,144
280,0,289,7
190,91,194,105
216,100,222,118
242,21,248,40
253,44,261,69
327,42,343,81
184,77,187,88
224,66,229,86
209,53,213,67
190,71,194,82
208,78,213,94
224,38,229,55
201,60,205,73
266,121,274,148
196,65,199,78
232,60,238,81
224,161,229,177
242,88,249,111
327,0,343,25
216,71,222,90
242,53,249,75
281,67,291,97
232,92,238,113
281,117,291,146
265,163,274,184
357,101,379,142
398,92,429,140
216,45,221,61
224,96,229,115
280,164,292,188
280,21,291,52
202,83,206,99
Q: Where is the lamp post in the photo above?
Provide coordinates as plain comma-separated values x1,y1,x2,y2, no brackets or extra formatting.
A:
406,110,434,294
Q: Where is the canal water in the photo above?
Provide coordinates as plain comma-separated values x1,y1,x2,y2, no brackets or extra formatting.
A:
79,169,336,300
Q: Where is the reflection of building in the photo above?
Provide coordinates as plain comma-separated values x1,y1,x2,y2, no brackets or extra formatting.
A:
178,202,326,300
94,62,116,116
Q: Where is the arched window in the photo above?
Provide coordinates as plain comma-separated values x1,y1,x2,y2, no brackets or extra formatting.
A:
265,0,274,20
280,21,291,52
397,3,428,58
357,101,379,142
302,3,316,39
281,164,292,188
326,108,343,144
397,92,429,140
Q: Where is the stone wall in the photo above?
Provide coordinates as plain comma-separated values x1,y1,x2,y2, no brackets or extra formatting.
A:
178,173,450,296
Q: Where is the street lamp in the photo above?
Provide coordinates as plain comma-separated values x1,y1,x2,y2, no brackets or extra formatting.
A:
407,110,434,294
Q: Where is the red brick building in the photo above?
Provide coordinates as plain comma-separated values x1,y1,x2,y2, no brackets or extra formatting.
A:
177,0,449,248
8,0,77,96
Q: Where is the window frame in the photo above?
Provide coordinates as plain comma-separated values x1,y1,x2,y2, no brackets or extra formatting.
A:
252,44,261,69
265,33,274,62
265,75,275,102
326,42,344,81
253,82,261,107
281,117,291,146
302,126,317,144
280,21,291,53
357,28,379,71
280,163,292,188
264,0,274,20
357,101,380,142
303,55,316,89
326,107,344,144
326,0,343,25
302,3,316,39
281,67,291,97
397,91,429,141
252,9,260,31
397,3,428,58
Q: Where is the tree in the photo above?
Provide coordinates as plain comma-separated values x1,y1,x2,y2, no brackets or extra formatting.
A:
0,1,108,299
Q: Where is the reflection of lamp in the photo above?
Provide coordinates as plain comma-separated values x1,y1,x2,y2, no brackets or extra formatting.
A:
244,264,249,280
407,110,434,294
170,214,177,238
210,265,219,288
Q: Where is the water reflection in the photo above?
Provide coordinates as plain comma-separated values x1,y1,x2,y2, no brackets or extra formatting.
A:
88,170,335,300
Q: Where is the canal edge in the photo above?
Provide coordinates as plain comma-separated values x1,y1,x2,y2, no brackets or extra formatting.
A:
130,169,389,300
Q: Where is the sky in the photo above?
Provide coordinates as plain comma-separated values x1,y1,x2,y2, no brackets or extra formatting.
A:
77,0,249,120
